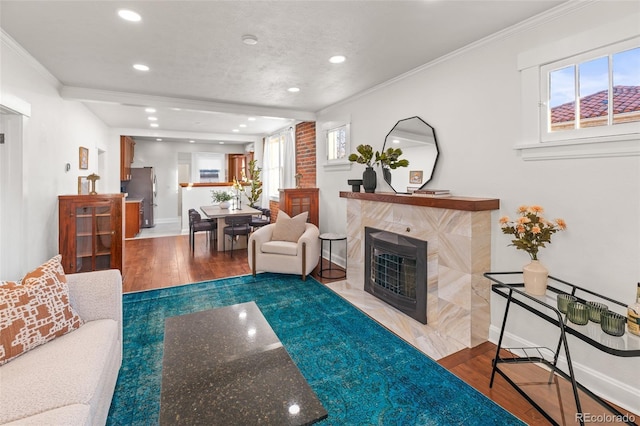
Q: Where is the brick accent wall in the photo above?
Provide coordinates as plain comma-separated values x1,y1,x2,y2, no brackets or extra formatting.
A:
295,122,316,188
269,122,316,220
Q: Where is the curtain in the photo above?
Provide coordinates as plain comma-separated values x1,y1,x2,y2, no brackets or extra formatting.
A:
261,136,273,209
282,127,295,189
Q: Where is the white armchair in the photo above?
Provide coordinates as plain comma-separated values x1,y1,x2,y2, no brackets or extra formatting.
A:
248,223,320,280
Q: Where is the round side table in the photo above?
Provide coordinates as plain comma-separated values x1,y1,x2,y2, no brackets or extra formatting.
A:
318,233,347,279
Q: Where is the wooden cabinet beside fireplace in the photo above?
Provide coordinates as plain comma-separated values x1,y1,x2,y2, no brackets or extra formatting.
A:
58,194,124,274
278,188,319,227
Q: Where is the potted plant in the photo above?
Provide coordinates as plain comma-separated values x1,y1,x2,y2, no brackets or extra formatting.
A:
211,190,233,209
499,205,567,295
348,144,409,193
243,159,262,207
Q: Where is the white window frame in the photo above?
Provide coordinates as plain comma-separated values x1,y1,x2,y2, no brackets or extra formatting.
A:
540,38,639,143
263,133,283,199
516,15,640,161
322,119,352,171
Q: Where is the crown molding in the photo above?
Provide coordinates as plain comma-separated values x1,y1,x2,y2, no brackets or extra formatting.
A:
1,29,61,89
317,0,594,115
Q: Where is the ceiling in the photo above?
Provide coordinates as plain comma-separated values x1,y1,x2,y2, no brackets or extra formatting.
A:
1,0,566,145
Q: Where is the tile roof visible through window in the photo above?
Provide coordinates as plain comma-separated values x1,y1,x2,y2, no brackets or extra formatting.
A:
551,86,640,125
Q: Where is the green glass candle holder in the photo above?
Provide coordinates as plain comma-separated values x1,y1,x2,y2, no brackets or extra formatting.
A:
557,294,577,314
586,301,608,323
567,301,589,325
601,310,626,336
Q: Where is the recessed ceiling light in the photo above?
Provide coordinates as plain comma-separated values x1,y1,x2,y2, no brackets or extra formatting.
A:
248,117,256,121
156,138,162,141
118,9,141,22
219,142,225,145
147,116,157,121
189,140,195,144
392,139,400,144
288,87,300,93
329,55,346,64
232,129,239,132
133,64,149,71
242,34,258,45
171,107,181,111
239,124,247,128
145,108,156,113
150,123,159,128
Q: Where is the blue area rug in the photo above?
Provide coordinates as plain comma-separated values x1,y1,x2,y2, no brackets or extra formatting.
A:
107,273,523,425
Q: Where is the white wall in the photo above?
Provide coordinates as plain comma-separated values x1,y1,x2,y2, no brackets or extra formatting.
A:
1,33,114,279
316,2,639,411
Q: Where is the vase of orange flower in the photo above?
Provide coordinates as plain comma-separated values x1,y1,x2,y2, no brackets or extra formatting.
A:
499,205,567,295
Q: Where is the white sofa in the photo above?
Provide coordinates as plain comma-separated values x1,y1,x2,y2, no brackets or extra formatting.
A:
0,269,123,425
249,222,321,280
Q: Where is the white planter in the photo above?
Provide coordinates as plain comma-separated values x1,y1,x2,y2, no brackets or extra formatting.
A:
219,201,231,209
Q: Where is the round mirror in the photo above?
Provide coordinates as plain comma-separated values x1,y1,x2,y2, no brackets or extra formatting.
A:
382,116,439,193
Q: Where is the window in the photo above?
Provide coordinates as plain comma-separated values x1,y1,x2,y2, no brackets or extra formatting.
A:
516,18,640,160
540,38,640,143
322,119,351,170
263,133,283,199
326,124,349,162
263,128,295,200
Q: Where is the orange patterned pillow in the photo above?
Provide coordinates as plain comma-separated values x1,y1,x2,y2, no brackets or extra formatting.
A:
0,255,83,365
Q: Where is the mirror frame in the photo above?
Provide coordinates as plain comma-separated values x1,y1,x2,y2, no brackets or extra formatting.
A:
382,116,439,193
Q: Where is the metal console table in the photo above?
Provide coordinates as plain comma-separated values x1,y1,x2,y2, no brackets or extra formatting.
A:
485,272,639,426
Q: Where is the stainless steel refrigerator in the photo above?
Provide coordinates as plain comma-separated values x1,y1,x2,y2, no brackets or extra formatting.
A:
126,167,156,228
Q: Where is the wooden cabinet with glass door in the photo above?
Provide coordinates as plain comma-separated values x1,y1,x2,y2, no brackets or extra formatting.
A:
58,194,124,274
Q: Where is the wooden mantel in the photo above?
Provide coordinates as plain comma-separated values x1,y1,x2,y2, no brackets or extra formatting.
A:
339,191,499,211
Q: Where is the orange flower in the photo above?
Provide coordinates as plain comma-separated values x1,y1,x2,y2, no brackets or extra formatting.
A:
499,204,566,261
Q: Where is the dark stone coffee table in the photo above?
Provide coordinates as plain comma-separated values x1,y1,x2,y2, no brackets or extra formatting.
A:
160,301,328,425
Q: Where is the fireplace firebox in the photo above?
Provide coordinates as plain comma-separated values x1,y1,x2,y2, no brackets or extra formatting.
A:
364,227,428,324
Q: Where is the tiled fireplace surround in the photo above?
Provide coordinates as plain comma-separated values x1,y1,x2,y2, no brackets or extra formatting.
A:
335,192,499,359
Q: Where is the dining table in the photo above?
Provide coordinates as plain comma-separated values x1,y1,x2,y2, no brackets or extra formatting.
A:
200,204,261,251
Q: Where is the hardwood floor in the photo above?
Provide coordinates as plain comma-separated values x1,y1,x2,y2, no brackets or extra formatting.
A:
123,234,638,425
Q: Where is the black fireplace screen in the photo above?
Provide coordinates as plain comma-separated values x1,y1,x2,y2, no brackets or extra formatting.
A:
365,227,427,324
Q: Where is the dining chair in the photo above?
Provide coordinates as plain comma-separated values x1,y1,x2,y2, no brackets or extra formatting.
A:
188,209,217,253
250,208,271,230
223,215,252,257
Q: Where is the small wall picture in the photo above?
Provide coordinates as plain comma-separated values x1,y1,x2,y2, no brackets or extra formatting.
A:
79,147,89,170
78,176,89,195
409,170,423,184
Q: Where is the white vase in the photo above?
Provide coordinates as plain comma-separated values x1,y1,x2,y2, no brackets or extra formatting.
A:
219,201,231,209
523,260,548,296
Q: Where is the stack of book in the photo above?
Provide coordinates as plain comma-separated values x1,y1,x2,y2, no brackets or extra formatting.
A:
413,189,451,197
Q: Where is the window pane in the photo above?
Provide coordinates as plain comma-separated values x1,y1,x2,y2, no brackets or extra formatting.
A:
327,126,346,160
549,66,576,131
613,47,640,125
578,56,609,128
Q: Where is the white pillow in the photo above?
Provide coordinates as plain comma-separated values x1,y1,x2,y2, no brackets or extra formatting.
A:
271,211,308,242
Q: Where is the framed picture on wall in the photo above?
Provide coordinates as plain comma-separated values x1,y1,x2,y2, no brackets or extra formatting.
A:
409,170,423,184
79,147,89,170
78,176,89,195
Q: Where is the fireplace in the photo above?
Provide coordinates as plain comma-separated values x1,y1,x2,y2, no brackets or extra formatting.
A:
365,227,427,324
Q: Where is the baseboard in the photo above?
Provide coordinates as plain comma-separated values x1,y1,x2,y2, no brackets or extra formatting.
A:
488,325,639,416
154,217,180,225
